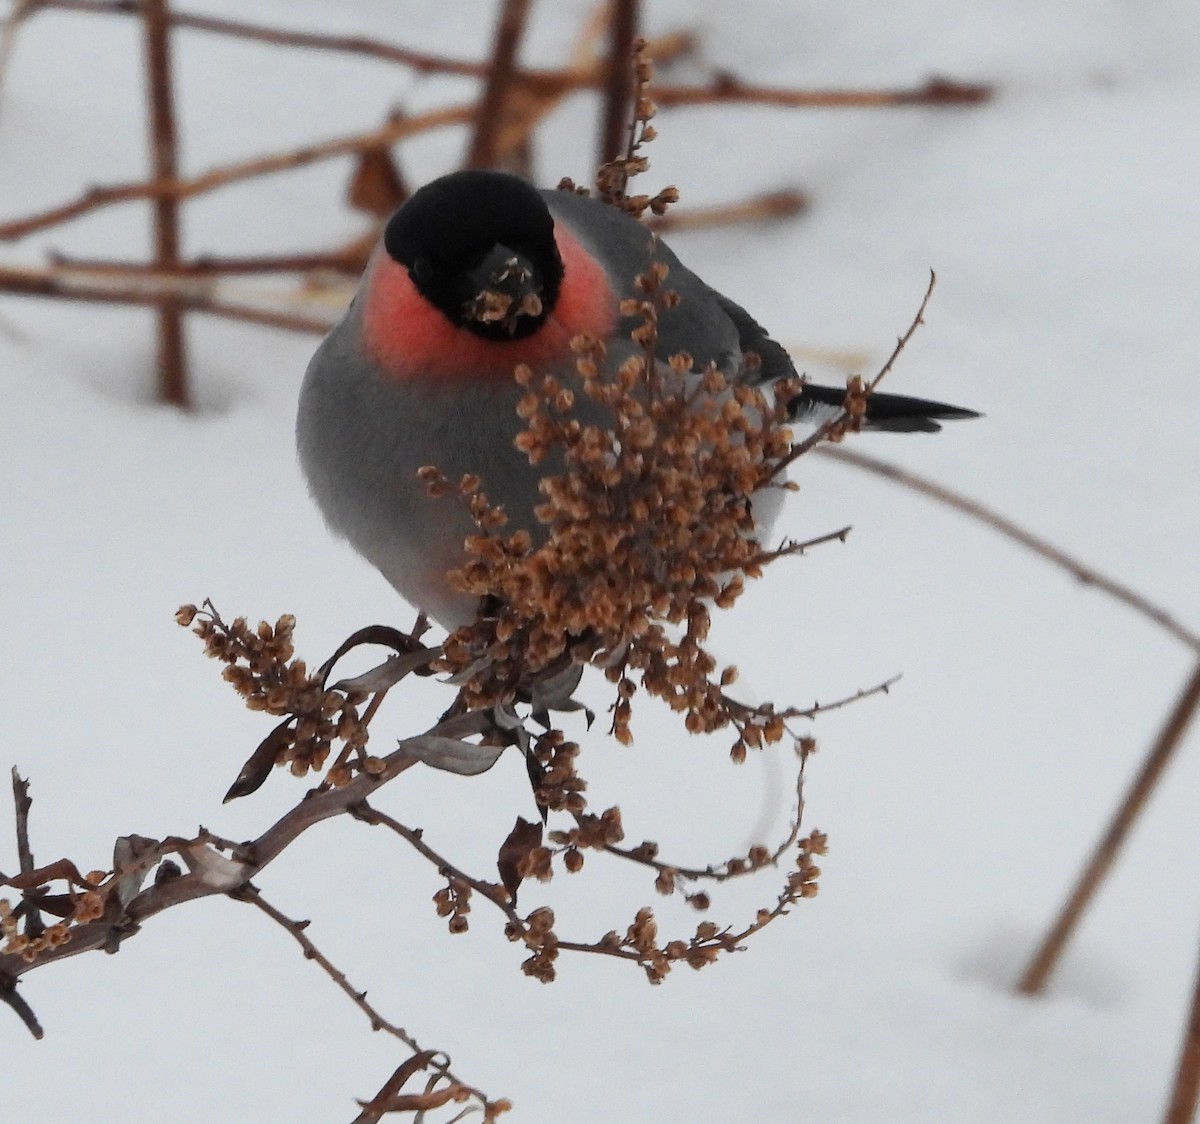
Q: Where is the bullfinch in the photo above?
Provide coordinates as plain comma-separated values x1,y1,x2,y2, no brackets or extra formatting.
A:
297,169,976,628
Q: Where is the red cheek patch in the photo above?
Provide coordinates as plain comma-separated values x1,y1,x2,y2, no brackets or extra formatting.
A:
361,222,619,382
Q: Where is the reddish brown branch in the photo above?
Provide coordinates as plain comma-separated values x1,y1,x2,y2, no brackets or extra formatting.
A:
49,243,370,277
0,104,476,241
817,445,1200,653
0,263,332,333
1017,659,1200,995
1164,922,1200,1124
653,74,991,109
466,0,532,170
142,0,187,406
599,0,639,166
647,188,808,232
0,746,422,982
23,0,488,75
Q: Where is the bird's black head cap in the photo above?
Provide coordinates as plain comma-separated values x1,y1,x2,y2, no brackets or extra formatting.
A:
383,170,564,341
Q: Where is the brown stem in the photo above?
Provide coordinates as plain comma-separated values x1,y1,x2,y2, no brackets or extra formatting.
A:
0,747,421,981
652,74,991,109
49,244,368,276
0,104,475,241
20,0,699,115
647,188,808,232
23,0,487,74
142,0,187,406
465,0,533,170
0,263,332,333
1164,923,1200,1124
817,445,1200,653
785,270,936,464
599,0,639,166
1017,659,1200,995
11,769,34,876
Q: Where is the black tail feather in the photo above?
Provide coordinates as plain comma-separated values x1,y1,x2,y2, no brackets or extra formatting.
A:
794,383,981,433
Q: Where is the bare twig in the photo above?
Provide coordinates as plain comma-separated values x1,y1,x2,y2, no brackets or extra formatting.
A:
0,745,423,983
1164,920,1200,1124
238,886,422,1047
49,243,370,277
816,445,1200,653
784,270,937,465
23,0,495,76
240,887,502,1122
0,976,42,1038
0,1,35,118
652,74,991,109
1017,659,1200,995
647,188,808,232
11,769,35,878
142,0,187,406
21,0,693,93
466,0,532,170
0,104,476,241
0,262,335,333
599,0,639,166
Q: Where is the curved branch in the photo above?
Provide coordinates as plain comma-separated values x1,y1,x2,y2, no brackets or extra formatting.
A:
817,444,1200,652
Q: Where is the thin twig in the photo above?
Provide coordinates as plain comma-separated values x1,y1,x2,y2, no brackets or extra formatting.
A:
466,0,532,170
1017,659,1200,995
0,1,35,119
652,74,991,109
817,445,1200,653
0,262,334,333
11,769,35,878
784,270,937,465
142,0,187,406
599,745,810,883
0,103,476,241
0,744,423,982
22,0,694,91
0,976,43,1038
647,188,807,232
49,243,369,276
1164,920,1200,1124
238,888,414,1048
599,0,639,166
240,887,499,1122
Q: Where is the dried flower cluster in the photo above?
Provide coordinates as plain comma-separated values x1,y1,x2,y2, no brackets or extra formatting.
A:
559,41,680,221
502,824,825,986
435,263,800,760
0,885,100,965
176,602,370,786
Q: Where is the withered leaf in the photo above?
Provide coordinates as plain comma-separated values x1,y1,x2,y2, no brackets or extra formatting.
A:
497,816,543,904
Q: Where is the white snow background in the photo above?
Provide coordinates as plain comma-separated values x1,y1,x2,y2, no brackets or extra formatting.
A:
1,1,1198,1121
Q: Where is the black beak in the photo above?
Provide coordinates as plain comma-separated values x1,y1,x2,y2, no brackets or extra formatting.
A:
460,244,545,336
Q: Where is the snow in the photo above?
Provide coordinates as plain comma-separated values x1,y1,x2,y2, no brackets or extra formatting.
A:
2,1,1199,1120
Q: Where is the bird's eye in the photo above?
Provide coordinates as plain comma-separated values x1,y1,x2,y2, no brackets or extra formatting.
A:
410,257,432,285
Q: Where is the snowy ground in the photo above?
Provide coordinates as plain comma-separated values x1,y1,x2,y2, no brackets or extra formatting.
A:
2,2,1199,1121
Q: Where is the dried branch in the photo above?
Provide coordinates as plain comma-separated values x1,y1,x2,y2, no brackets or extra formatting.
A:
1164,920,1200,1124
652,73,991,109
466,0,533,171
599,0,639,166
142,0,187,406
49,242,369,277
783,270,937,465
0,103,476,241
647,188,808,232
0,741,424,984
815,445,1200,653
11,769,35,880
0,262,334,333
22,0,485,74
1017,658,1200,995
